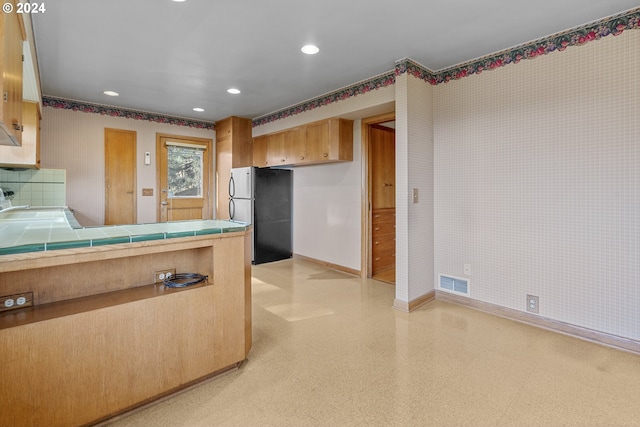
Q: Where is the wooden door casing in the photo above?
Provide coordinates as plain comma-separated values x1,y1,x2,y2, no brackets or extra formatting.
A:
157,133,213,222
366,119,396,279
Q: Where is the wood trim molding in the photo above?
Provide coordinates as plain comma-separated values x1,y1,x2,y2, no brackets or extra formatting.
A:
293,254,360,277
436,290,640,355
360,111,395,279
393,290,436,313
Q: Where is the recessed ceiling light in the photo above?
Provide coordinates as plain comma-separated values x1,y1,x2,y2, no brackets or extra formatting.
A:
301,44,319,55
172,0,187,2
103,90,119,97
193,107,205,112
227,88,241,95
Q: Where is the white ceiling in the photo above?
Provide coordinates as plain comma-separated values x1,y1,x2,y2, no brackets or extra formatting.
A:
31,0,639,123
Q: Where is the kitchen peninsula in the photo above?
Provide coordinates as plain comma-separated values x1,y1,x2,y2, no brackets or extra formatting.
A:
0,218,252,427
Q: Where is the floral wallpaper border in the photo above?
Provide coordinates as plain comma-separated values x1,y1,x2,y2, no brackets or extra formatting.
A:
420,7,640,85
253,7,639,127
251,71,396,127
42,96,215,130
42,8,640,130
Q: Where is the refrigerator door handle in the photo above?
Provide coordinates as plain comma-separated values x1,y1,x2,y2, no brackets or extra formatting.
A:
229,176,235,198
229,198,235,220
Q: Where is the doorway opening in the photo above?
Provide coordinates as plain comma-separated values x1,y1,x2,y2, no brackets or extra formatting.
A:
361,112,396,284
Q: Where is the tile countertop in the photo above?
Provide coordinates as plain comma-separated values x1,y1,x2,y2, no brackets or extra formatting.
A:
0,207,249,256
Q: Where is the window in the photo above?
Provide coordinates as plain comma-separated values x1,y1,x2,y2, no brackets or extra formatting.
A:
167,145,203,198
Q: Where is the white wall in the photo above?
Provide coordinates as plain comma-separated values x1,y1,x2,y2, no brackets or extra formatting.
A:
253,85,395,271
434,30,640,340
395,73,434,305
40,108,214,226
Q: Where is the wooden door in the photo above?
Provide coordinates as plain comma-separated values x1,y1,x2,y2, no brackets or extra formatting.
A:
157,133,212,222
370,125,396,210
370,124,396,278
105,128,136,225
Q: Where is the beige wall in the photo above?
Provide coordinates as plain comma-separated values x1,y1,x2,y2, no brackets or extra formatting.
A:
40,108,214,226
434,30,640,340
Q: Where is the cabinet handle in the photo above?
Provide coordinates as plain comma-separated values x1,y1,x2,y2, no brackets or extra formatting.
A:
375,241,380,245
323,153,328,158
374,227,380,231
375,257,380,261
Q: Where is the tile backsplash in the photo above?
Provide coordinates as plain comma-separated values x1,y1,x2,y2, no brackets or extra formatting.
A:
0,168,66,207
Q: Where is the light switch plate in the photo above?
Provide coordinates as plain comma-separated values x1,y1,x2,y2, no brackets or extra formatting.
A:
412,188,419,203
142,188,154,196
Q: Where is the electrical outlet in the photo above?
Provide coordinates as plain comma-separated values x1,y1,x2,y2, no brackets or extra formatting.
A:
526,294,539,314
154,268,176,283
0,292,34,313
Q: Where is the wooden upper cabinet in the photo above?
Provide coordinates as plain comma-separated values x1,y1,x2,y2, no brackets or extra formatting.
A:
215,116,252,219
252,118,353,168
215,116,253,168
0,2,25,146
305,118,353,164
253,127,306,167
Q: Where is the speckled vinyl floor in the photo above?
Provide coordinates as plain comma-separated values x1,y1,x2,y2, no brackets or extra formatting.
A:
104,258,640,427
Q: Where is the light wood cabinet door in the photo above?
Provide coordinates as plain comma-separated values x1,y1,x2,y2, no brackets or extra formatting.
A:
230,117,253,168
268,132,287,166
19,101,40,168
285,127,306,163
305,120,330,163
252,135,269,167
0,1,24,145
215,116,252,219
304,118,353,164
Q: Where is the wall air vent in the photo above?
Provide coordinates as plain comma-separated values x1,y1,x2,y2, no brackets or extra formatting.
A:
439,274,469,295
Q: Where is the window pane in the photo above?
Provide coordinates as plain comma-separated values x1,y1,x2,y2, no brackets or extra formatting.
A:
167,146,203,198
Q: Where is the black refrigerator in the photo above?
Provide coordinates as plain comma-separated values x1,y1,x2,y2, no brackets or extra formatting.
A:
229,166,292,265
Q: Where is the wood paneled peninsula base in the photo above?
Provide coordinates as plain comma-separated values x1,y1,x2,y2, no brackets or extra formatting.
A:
0,227,252,427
